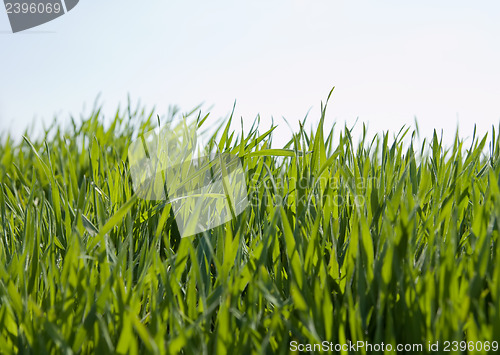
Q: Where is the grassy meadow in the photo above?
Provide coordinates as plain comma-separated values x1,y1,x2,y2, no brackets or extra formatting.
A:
1,93,500,354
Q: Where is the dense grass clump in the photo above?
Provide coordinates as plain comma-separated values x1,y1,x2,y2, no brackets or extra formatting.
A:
1,94,500,354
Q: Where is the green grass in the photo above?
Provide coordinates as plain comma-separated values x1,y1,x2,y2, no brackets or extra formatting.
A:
1,92,500,354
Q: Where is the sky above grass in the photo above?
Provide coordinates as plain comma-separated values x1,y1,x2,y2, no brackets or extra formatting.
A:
1,0,499,147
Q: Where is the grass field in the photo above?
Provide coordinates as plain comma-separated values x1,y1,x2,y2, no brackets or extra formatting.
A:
1,93,499,354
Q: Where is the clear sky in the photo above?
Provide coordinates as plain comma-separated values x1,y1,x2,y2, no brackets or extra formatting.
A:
1,0,499,147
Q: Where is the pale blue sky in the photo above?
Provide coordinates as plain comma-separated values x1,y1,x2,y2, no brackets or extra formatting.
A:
1,0,499,146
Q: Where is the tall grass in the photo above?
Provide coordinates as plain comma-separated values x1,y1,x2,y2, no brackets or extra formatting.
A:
0,92,499,354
